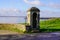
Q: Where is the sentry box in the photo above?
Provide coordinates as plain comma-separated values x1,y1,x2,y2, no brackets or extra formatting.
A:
26,7,40,32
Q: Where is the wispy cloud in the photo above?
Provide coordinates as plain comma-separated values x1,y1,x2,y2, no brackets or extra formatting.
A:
0,8,20,13
47,2,60,9
0,8,26,23
24,0,60,9
40,10,60,17
24,0,43,6
0,8,25,16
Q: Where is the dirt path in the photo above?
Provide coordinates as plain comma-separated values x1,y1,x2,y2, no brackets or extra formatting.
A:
0,32,60,40
0,30,19,35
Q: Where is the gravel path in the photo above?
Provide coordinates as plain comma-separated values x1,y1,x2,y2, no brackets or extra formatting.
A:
0,32,60,40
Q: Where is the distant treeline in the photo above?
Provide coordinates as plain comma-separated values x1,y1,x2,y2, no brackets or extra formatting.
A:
40,17,60,19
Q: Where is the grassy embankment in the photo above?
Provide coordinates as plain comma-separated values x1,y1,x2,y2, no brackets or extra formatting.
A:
40,18,60,32
0,24,26,34
0,18,60,33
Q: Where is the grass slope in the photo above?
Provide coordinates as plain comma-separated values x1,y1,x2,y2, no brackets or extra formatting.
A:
40,18,60,32
0,24,26,33
0,18,60,33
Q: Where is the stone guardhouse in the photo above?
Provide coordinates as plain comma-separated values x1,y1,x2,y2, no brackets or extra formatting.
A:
26,7,40,32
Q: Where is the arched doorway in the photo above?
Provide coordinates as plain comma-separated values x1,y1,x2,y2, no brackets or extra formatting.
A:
32,12,37,28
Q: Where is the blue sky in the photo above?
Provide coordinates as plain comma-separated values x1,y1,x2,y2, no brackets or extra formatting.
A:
0,0,60,17
0,0,60,23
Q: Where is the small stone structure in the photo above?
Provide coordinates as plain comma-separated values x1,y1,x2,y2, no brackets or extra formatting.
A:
26,7,40,32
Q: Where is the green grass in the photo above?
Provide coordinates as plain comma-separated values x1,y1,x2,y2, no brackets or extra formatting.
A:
0,18,60,33
40,18,60,32
0,24,26,34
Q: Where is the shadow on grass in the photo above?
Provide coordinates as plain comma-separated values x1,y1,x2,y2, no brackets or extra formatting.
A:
40,29,60,33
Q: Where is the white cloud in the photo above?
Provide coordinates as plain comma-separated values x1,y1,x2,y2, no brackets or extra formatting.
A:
0,8,20,13
24,0,60,9
47,2,60,9
0,8,26,23
24,0,43,6
0,8,24,16
40,10,60,17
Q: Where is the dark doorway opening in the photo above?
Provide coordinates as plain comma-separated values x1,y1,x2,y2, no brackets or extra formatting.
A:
32,12,37,28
